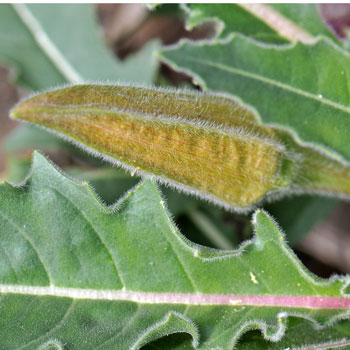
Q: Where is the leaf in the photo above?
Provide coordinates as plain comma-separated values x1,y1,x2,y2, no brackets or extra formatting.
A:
183,4,336,44
11,84,350,211
3,154,239,253
3,134,335,248
160,35,350,163
0,151,349,349
70,165,337,247
0,3,158,90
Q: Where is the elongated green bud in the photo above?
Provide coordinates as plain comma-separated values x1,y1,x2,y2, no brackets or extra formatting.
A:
11,84,350,210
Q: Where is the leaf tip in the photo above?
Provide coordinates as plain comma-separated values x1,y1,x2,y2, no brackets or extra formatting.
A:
252,208,266,225
32,149,48,165
253,209,285,246
9,99,29,121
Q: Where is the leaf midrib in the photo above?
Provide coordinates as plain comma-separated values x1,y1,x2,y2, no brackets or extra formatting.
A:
1,285,349,309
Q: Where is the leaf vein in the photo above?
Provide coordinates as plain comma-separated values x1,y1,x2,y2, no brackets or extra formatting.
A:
49,187,126,289
0,210,52,285
189,54,350,114
15,299,76,350
95,304,141,349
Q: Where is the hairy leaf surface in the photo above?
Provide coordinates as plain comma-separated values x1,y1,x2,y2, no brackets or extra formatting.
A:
0,152,349,349
160,36,350,163
12,84,350,211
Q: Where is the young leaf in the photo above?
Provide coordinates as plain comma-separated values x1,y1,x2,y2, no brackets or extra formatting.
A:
11,84,350,211
3,128,337,248
0,4,158,89
0,152,349,350
160,36,350,163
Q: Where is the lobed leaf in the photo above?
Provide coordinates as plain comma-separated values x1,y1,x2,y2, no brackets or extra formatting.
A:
2,155,238,250
3,130,337,248
0,152,349,349
145,320,350,350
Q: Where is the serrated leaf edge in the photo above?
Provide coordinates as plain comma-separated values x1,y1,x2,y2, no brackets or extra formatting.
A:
1,152,350,350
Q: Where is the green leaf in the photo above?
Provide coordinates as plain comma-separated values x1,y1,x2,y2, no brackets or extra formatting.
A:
0,3,158,90
183,4,336,43
6,136,323,249
11,84,350,211
160,36,350,163
3,127,336,247
0,151,349,349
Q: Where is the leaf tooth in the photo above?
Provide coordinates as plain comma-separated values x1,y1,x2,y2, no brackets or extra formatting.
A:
131,311,199,350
